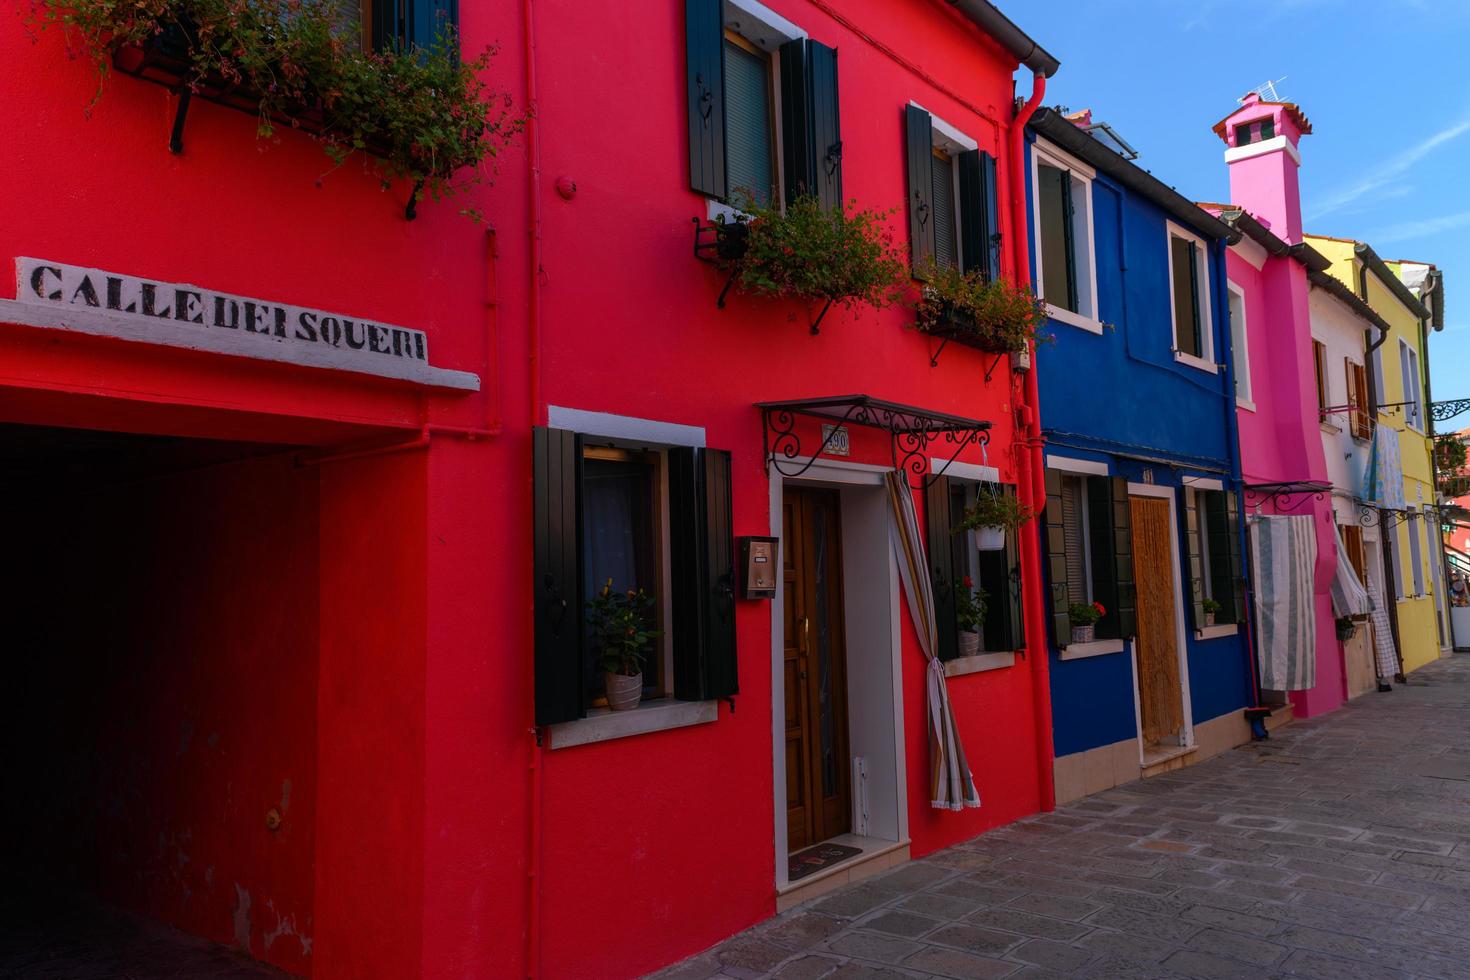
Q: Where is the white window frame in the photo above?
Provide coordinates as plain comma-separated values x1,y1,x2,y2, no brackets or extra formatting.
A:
705,0,805,222
1193,488,1214,601
1165,220,1216,374
1226,281,1253,410
1400,339,1425,433
1031,139,1102,335
931,458,1016,671
1408,507,1426,597
1045,455,1124,659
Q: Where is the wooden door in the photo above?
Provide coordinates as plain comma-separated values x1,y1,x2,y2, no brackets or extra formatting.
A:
1130,496,1184,745
783,487,851,851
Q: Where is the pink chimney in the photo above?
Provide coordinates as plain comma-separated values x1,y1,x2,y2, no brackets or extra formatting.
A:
1212,92,1313,243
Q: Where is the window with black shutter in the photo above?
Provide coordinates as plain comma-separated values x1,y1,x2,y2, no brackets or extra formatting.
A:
532,426,737,727
925,475,1025,660
1185,487,1242,632
684,0,842,208
369,0,458,55
1044,468,1135,646
904,105,1000,279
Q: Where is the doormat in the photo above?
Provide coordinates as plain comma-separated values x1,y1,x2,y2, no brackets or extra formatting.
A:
788,842,863,882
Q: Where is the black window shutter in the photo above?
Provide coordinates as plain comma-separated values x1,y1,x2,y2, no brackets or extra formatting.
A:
1043,468,1071,645
1206,491,1242,624
533,427,584,726
925,475,958,662
1110,477,1137,639
958,151,1001,280
1059,172,1079,311
992,485,1026,651
1185,490,1207,631
808,41,843,209
685,0,727,199
905,104,935,274
670,447,738,700
1187,242,1202,355
778,40,811,206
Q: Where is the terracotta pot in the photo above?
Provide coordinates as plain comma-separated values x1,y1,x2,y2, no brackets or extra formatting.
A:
975,526,1006,552
958,631,981,659
1204,612,1216,627
1071,624,1095,645
604,671,643,711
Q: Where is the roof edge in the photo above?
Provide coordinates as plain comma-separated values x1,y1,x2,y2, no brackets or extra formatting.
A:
948,0,1060,77
1307,268,1393,336
1355,242,1433,322
1211,208,1330,272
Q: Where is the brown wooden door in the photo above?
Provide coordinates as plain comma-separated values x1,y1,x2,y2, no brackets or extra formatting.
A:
783,487,851,851
1130,495,1184,745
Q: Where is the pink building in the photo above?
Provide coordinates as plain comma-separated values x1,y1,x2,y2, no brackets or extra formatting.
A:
1203,95,1345,717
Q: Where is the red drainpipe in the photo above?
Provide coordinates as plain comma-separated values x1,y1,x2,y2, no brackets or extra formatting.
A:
1007,70,1054,813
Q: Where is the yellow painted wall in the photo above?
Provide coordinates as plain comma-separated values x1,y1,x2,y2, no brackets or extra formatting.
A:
1308,237,1443,672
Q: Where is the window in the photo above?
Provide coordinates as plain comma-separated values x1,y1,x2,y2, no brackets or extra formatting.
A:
1346,359,1373,440
905,104,999,280
1186,487,1242,631
1228,283,1252,407
1167,223,1213,369
686,1,843,210
532,426,736,726
1233,117,1275,146
1043,468,1135,645
925,477,1024,660
1032,143,1097,330
1313,340,1329,422
1408,508,1426,597
368,0,457,54
1341,524,1368,584
1388,517,1405,600
1401,340,1425,432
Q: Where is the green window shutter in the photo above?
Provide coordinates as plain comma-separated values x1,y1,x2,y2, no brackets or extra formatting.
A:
779,40,843,210
1187,242,1202,355
778,40,811,206
1185,489,1207,631
931,153,957,270
533,427,585,726
1060,171,1079,312
1093,475,1136,639
1037,165,1072,310
906,104,936,274
980,151,1000,280
1000,485,1026,650
957,150,983,276
684,0,727,199
669,447,738,700
1205,490,1242,624
1043,469,1071,645
1260,117,1275,140
724,39,774,205
925,475,959,662
1170,235,1201,356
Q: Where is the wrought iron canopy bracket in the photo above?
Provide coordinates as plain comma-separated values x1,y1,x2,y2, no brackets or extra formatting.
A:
1243,481,1332,513
1358,505,1412,529
1432,397,1470,422
758,395,992,490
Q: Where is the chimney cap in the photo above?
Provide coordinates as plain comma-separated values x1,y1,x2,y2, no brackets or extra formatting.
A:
1211,95,1313,145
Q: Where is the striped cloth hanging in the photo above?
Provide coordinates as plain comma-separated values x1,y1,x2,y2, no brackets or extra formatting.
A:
1249,514,1318,691
883,470,981,811
1365,577,1401,679
1330,524,1371,618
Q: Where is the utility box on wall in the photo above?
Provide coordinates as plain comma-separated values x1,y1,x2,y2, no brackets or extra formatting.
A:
738,536,778,599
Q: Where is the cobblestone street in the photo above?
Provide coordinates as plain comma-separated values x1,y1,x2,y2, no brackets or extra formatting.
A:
657,654,1470,980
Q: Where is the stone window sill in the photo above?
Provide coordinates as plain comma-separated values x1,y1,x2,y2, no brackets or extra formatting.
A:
548,698,717,750
1195,624,1239,641
943,651,1017,677
1059,638,1125,661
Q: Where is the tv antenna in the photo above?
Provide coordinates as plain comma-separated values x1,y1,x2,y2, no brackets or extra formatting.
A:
1243,77,1288,103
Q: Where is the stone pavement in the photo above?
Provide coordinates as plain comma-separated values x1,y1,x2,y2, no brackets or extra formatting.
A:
655,654,1470,980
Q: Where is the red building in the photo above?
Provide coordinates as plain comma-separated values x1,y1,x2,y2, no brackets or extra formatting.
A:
0,1,1057,976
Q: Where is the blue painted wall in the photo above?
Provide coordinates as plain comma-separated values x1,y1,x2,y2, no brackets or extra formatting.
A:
1027,131,1253,759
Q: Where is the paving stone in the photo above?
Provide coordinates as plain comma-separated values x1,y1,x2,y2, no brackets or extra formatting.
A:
1184,927,1286,966
856,911,943,940
715,938,791,974
878,865,957,892
764,914,846,949
771,955,844,980
1160,949,1256,978
826,963,921,980
1288,874,1423,909
1273,925,1422,975
963,908,1089,942
1083,906,1199,945
1008,938,1092,973
1278,858,1377,883
1180,904,1281,937
923,924,1025,958
1002,893,1101,921
1276,948,1413,980
897,893,984,921
814,887,903,919
898,945,1018,978
824,931,925,964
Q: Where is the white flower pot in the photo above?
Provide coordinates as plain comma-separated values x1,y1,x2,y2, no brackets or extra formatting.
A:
975,526,1006,552
1071,625,1095,645
604,671,643,711
958,631,981,659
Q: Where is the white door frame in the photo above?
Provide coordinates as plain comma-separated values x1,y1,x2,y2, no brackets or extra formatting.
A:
1126,482,1195,754
768,457,907,889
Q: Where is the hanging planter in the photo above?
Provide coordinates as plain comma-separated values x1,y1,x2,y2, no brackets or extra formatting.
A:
954,489,1034,552
698,194,907,334
1335,615,1359,642
587,580,662,713
974,526,1006,552
1069,601,1105,645
915,264,1049,355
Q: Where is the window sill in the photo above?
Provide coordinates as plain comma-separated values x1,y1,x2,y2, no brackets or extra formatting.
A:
1172,350,1218,374
1058,638,1125,661
1320,420,1342,435
1045,304,1104,335
1195,624,1239,641
548,698,718,750
943,651,1017,677
1237,398,1256,413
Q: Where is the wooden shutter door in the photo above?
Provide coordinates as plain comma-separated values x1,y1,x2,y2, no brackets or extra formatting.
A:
905,104,935,274
533,427,584,725
685,0,727,199
1043,469,1071,645
670,447,738,700
925,475,959,662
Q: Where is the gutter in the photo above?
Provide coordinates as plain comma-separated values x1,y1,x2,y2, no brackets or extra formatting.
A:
948,1,1060,77
1029,109,1239,243
1216,209,1330,272
1355,241,1432,321
1306,269,1392,337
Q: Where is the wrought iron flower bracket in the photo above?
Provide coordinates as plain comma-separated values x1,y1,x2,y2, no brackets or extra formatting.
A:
1242,481,1331,514
758,396,992,490
1357,505,1412,529
1432,397,1470,423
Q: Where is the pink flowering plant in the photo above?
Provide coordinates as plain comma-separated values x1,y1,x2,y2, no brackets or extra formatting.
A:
29,0,523,216
955,575,987,635
586,579,662,677
717,193,908,313
915,263,1049,354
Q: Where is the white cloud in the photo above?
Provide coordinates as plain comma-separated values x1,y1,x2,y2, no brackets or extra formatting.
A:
1368,208,1470,245
1309,115,1470,220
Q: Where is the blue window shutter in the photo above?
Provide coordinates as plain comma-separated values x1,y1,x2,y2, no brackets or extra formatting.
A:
906,104,935,274
372,0,457,54
685,0,727,199
724,39,774,204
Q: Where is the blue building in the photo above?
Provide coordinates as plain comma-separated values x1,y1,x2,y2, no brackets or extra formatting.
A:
1025,108,1257,801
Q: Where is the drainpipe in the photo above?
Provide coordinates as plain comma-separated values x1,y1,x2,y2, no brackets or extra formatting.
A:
1359,261,1406,682
1007,69,1054,812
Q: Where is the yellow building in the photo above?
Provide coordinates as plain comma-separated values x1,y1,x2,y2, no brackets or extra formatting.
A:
1308,236,1447,673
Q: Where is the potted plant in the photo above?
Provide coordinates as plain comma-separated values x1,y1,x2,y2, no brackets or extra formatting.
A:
1069,601,1105,645
955,491,1035,551
914,263,1049,355
1335,615,1358,642
955,576,987,659
1202,598,1222,627
586,580,662,711
713,193,907,325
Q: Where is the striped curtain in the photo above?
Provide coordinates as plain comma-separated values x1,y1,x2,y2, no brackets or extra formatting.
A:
883,471,981,811
1249,515,1318,691
1330,525,1371,618
1366,577,1401,679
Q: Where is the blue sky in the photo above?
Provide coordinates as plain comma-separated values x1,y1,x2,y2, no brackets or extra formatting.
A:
1006,0,1470,395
